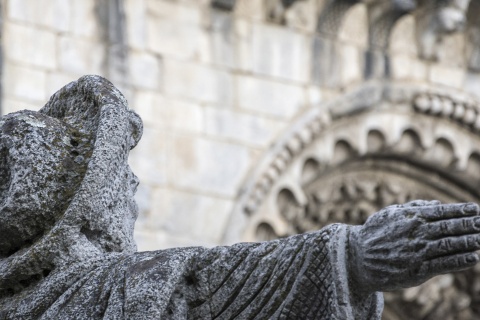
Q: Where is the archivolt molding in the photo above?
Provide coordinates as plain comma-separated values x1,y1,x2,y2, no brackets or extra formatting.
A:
224,82,480,244
413,91,480,131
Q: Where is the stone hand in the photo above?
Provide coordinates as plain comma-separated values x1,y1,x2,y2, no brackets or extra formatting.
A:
348,200,480,294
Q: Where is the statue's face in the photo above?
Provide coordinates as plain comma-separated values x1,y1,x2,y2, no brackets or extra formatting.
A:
0,111,86,257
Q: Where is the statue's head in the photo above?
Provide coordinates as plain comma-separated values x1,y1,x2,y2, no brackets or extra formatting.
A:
0,76,143,260
437,0,469,32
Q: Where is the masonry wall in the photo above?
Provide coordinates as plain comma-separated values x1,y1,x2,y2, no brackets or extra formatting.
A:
2,0,480,251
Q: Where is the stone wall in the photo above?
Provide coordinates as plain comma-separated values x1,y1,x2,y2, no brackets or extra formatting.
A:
2,0,480,255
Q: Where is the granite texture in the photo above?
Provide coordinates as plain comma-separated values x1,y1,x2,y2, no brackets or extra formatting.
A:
1,76,479,319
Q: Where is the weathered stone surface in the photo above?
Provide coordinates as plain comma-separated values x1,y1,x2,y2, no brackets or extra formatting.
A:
2,76,480,319
6,1,480,318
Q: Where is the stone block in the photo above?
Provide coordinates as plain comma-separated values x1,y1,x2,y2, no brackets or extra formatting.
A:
164,60,233,105
237,75,305,119
4,22,57,70
437,33,466,68
391,55,428,81
204,107,285,147
129,127,169,187
311,36,341,87
146,0,202,25
464,72,480,99
210,11,235,69
235,0,265,21
125,0,147,50
390,15,417,56
4,64,47,103
129,51,162,90
147,17,209,61
149,189,234,243
7,0,70,32
234,19,253,72
71,0,99,39
169,136,251,197
251,24,310,83
307,86,324,106
429,65,465,88
340,44,363,85
133,90,203,132
58,36,106,75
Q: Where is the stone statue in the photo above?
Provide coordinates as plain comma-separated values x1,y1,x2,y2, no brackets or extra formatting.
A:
417,0,470,60
1,75,480,319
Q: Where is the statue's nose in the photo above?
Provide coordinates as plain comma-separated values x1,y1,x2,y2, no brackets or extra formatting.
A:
129,169,140,194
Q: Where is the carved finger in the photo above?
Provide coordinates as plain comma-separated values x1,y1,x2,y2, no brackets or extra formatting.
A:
421,216,480,239
425,234,480,259
403,200,441,207
417,203,479,221
421,252,479,276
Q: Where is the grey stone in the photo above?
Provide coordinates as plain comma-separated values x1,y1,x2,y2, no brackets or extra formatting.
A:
1,76,480,319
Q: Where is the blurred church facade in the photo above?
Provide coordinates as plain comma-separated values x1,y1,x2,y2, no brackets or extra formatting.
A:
2,0,480,318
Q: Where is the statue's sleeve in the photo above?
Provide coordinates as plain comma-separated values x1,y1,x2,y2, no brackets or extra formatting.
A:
176,224,383,319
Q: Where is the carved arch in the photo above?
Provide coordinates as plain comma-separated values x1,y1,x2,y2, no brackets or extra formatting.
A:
365,0,417,78
313,1,366,87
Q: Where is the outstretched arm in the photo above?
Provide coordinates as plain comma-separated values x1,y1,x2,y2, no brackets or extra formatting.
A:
178,224,382,319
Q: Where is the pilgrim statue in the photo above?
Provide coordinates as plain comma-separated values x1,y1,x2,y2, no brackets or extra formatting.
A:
1,76,480,319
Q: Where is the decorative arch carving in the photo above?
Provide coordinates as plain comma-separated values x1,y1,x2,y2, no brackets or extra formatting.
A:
225,81,480,319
